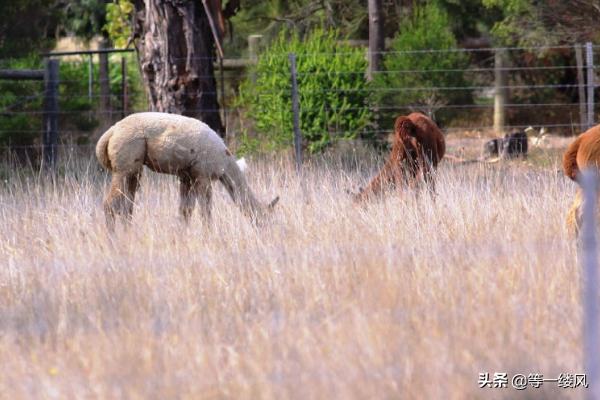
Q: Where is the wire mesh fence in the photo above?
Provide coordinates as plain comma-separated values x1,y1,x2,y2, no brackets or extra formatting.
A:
0,43,598,166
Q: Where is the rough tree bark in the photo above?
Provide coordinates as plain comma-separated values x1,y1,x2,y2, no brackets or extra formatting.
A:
131,0,225,137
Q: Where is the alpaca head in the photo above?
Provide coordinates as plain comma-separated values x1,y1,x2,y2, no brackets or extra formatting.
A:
246,195,280,226
394,116,417,140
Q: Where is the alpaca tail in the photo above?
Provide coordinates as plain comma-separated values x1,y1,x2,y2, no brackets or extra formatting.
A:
95,126,114,171
563,134,583,181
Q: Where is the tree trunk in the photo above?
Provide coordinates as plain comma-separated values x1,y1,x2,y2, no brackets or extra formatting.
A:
368,0,384,81
132,0,224,137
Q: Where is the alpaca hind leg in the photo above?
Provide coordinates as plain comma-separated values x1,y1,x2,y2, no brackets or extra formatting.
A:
104,173,131,230
123,170,141,221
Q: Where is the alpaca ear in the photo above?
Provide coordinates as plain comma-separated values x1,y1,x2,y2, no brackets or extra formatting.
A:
394,117,415,137
268,196,280,209
236,157,248,172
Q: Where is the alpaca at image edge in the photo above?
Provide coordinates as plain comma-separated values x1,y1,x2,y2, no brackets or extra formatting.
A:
95,112,278,230
355,112,445,201
562,123,600,236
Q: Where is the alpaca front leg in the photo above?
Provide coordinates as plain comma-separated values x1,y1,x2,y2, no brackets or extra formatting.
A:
179,175,196,223
422,160,436,193
566,189,583,237
196,180,212,223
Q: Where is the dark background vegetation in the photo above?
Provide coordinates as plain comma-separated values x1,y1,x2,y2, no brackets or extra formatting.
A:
0,0,599,154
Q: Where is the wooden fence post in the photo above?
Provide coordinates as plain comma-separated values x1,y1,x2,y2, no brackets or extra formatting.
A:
248,34,263,84
575,44,587,130
581,169,600,399
586,42,595,130
248,34,262,62
43,58,59,169
99,39,111,125
494,49,508,135
289,53,302,174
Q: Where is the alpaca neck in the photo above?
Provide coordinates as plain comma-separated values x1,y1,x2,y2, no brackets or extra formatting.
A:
220,159,264,218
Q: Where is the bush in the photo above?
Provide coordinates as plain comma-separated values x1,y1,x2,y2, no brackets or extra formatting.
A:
237,29,373,154
371,3,471,125
0,56,44,147
0,53,145,149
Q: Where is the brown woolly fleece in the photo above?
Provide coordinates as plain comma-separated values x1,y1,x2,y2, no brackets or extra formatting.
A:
355,112,445,202
562,124,600,235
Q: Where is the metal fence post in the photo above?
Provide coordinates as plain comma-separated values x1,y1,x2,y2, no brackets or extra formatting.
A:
289,53,302,174
121,57,128,119
248,34,263,84
581,169,600,399
88,54,93,103
586,42,595,130
43,58,59,169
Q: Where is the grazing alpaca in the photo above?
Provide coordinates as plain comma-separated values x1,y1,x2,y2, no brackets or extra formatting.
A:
96,112,278,229
355,112,445,201
562,124,600,236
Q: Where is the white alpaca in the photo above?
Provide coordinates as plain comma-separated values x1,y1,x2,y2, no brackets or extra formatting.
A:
95,112,278,229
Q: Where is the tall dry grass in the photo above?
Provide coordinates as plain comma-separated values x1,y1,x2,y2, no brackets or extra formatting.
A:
0,147,584,399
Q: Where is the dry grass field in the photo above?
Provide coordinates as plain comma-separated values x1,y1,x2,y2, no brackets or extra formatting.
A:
0,137,587,399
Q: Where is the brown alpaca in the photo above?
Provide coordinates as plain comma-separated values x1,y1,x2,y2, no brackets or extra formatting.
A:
355,112,445,201
562,123,600,235
96,112,278,230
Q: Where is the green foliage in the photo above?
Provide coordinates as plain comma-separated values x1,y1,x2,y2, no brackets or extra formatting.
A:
371,2,471,123
0,53,145,148
481,0,543,45
436,0,503,41
226,0,369,56
61,0,110,41
58,54,145,141
237,29,372,154
108,53,146,112
0,0,110,57
58,62,100,136
0,0,61,57
0,57,44,146
104,0,134,48
482,0,600,45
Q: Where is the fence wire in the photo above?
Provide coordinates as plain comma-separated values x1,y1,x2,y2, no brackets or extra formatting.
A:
0,44,598,158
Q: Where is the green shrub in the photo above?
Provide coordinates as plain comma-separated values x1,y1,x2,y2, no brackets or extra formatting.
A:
0,56,44,146
372,2,471,125
0,53,145,149
237,29,373,154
